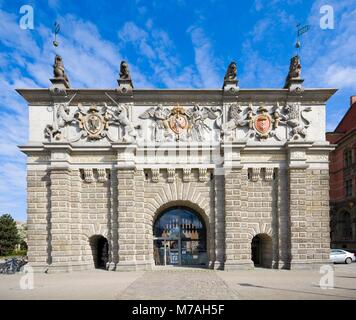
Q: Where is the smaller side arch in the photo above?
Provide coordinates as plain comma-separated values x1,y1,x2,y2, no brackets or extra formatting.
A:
89,234,109,269
82,224,108,239
251,233,273,268
247,223,273,241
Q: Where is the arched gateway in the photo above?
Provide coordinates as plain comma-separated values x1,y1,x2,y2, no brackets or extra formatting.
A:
19,57,335,272
153,207,208,266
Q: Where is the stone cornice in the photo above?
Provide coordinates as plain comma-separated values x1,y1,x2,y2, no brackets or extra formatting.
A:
19,140,336,156
16,88,337,105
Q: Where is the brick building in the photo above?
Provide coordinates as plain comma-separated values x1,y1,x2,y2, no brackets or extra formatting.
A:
326,96,356,249
17,55,336,272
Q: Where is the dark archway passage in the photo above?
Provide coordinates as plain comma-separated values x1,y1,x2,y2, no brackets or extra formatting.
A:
153,206,208,266
89,235,109,269
251,234,272,268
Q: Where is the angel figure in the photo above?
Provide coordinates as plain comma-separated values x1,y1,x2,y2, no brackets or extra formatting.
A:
139,105,170,142
186,104,221,142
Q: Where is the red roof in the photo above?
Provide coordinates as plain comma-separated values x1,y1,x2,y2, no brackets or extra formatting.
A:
334,96,356,133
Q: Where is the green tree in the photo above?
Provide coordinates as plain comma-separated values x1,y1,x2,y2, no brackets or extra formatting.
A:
0,214,20,256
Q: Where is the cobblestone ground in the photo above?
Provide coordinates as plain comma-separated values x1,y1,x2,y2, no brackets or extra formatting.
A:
116,268,239,300
1,264,356,299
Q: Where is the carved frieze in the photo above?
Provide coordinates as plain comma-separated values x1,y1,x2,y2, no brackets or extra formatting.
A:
45,93,140,143
222,102,312,141
139,104,222,142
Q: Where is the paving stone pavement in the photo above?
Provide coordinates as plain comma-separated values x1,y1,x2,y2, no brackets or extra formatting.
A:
116,268,239,300
1,264,356,300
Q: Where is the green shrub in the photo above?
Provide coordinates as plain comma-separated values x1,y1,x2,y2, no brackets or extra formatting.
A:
0,214,20,256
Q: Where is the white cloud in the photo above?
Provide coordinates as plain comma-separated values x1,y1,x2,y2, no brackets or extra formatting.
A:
119,21,201,88
300,0,356,131
304,0,356,87
252,0,301,12
187,26,221,88
324,65,356,88
0,10,151,220
251,18,272,42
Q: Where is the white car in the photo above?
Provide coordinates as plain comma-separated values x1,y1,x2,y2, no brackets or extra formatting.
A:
330,249,356,264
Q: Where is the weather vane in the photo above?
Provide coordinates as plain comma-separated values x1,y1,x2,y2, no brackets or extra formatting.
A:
53,21,60,48
295,23,310,56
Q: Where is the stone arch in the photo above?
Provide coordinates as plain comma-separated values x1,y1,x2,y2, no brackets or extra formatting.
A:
89,234,109,269
82,223,108,239
150,200,213,267
251,233,273,268
152,200,210,230
247,222,273,241
81,225,109,269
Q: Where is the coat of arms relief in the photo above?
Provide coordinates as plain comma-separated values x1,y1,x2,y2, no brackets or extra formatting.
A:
139,104,222,142
45,94,140,143
44,96,311,143
222,102,312,141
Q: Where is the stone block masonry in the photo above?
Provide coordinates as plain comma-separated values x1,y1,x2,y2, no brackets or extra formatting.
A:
18,80,336,272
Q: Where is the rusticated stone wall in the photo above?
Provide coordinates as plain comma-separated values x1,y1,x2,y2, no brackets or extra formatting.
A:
289,168,330,269
26,170,50,272
224,167,281,270
25,164,331,272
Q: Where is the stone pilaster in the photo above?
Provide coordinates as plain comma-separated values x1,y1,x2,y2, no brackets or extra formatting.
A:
116,168,137,271
271,169,280,269
69,169,85,270
48,168,72,272
108,169,119,270
134,168,152,269
26,170,51,272
277,168,291,269
305,169,331,266
214,174,225,270
289,167,309,269
224,168,253,270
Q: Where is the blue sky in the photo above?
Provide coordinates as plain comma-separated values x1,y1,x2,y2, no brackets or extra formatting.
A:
0,0,356,221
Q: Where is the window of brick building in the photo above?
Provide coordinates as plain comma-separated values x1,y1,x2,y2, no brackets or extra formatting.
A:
344,149,352,168
345,179,353,197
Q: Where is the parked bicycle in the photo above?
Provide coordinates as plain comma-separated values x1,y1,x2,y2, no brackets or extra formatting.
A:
0,256,28,274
